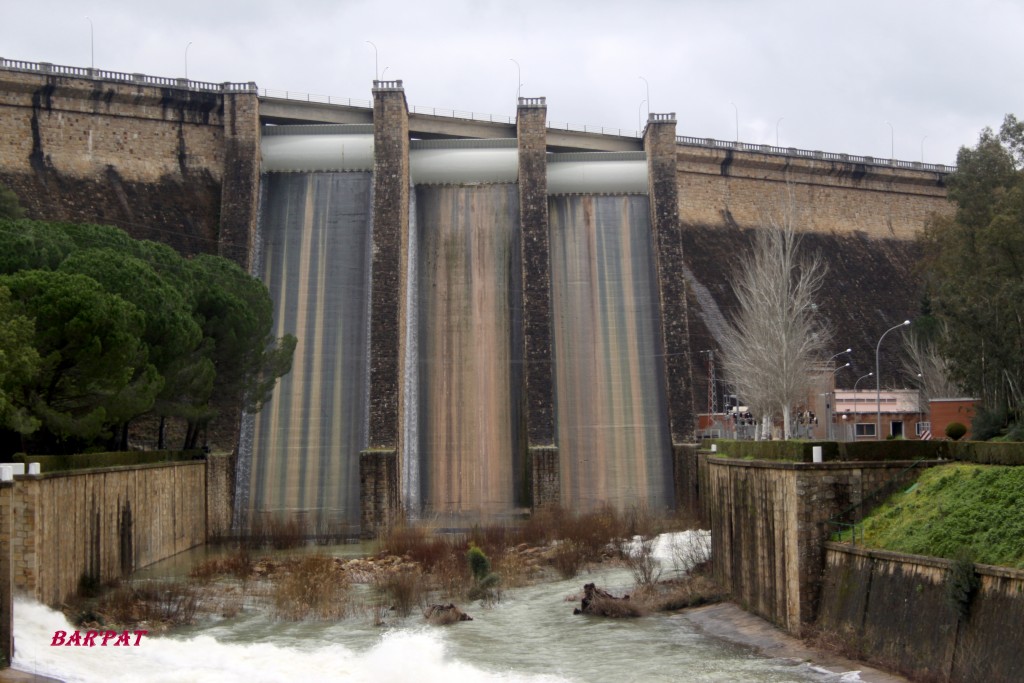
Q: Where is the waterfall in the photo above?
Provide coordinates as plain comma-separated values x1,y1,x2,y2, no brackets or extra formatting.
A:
401,182,420,518
415,183,523,522
548,194,673,512
244,171,373,532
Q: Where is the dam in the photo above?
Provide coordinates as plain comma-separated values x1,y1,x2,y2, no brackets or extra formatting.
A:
241,97,678,532
0,60,955,536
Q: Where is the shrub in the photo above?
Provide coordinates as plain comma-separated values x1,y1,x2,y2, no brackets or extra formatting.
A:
272,555,348,621
467,544,491,581
373,567,426,618
971,408,1006,441
946,422,968,441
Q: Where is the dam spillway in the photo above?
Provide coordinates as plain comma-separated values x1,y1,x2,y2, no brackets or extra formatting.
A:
238,91,691,534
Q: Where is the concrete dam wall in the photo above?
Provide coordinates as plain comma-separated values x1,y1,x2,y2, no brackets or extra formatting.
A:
0,61,955,534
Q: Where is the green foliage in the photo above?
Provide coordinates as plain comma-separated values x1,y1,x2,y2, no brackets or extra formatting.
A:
920,115,1024,417
0,219,295,453
855,463,1024,568
0,219,76,274
0,185,24,220
0,286,41,434
971,407,1007,441
466,544,491,581
945,552,980,621
11,450,200,472
0,270,157,447
946,422,968,440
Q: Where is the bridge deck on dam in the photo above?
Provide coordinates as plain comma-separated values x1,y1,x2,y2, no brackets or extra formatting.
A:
259,96,643,152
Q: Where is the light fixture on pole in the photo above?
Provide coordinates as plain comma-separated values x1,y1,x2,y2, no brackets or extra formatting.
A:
876,320,911,440
184,41,192,81
84,16,94,70
638,99,646,132
509,58,522,100
853,372,873,438
366,41,379,81
776,117,784,147
828,348,852,362
639,76,650,118
921,135,928,163
730,102,739,142
825,363,850,441
885,120,894,159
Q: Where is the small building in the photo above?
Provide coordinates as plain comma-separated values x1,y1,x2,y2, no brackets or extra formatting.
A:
929,398,980,440
833,389,924,440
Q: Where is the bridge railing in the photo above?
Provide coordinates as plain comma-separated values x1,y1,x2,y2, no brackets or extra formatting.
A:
0,56,256,93
676,135,954,173
0,57,955,172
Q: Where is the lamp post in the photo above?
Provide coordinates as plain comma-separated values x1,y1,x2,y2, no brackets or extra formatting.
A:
827,362,850,440
921,135,928,163
853,372,873,438
84,16,94,70
885,120,894,159
876,320,911,440
730,102,739,142
184,41,192,81
639,76,650,117
776,117,783,147
638,99,646,132
509,58,521,100
366,40,379,81
828,348,852,363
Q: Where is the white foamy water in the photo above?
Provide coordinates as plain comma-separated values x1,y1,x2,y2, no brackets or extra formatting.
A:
11,533,863,683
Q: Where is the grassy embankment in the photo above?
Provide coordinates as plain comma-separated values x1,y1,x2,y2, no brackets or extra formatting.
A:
848,463,1024,568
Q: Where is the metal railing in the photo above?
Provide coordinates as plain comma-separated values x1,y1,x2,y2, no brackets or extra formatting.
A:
1,57,956,172
826,457,931,546
676,135,954,173
0,56,255,93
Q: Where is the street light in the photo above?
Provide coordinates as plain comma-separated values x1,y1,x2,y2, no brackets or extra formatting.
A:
366,41,379,81
776,117,784,147
639,76,650,117
730,102,739,142
509,58,521,100
825,363,851,440
885,120,894,159
184,41,192,81
921,135,928,163
84,16,94,70
828,348,852,362
853,372,874,436
638,99,646,132
876,320,911,440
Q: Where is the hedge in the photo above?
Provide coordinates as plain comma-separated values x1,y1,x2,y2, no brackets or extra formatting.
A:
706,439,1024,465
5,450,203,473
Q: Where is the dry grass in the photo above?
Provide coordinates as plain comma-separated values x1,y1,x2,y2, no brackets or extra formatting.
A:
271,554,349,621
72,579,201,629
373,567,428,618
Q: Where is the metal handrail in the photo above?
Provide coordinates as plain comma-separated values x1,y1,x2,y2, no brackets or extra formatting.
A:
826,457,930,546
0,56,255,93
0,56,956,171
676,135,955,173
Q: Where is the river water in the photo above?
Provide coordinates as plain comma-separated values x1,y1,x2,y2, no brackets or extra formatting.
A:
11,534,864,683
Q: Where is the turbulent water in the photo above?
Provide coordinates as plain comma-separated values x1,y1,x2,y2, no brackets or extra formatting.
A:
549,195,673,511
245,172,373,529
11,533,864,683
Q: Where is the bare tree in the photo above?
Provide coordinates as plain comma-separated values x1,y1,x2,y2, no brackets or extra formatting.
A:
720,199,831,439
902,324,963,409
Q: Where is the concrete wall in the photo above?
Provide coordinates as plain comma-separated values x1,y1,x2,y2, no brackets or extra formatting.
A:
0,481,11,668
699,452,938,635
0,63,259,266
818,543,1024,683
675,145,952,239
4,462,208,607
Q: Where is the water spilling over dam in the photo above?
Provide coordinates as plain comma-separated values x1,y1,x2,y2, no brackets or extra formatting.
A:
237,92,691,533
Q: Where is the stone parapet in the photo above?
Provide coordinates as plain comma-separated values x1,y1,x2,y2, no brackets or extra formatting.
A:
529,446,559,508
359,449,399,537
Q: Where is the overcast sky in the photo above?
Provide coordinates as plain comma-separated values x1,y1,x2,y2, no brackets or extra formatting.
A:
4,0,1022,165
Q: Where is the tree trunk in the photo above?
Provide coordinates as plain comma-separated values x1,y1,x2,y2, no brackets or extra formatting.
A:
157,416,166,450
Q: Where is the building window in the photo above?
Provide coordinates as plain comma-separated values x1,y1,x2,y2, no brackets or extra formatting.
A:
855,423,876,437
916,421,931,436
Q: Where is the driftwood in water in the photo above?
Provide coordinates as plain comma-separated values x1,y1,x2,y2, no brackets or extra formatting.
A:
424,603,474,625
573,583,644,618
